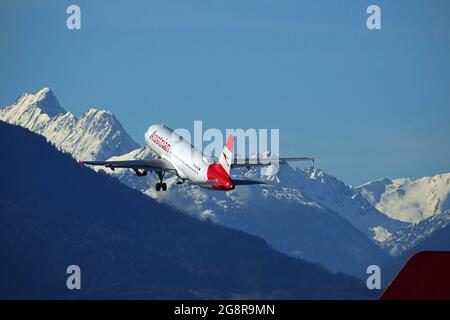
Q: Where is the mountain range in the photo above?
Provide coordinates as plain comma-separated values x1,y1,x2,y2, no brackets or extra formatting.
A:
2,87,449,281
0,120,371,299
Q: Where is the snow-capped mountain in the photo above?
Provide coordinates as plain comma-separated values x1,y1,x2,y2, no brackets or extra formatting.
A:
354,173,450,224
354,173,450,256
266,166,407,241
0,88,139,160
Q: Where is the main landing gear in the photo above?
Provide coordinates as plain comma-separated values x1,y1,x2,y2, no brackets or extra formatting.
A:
155,171,167,192
155,182,167,192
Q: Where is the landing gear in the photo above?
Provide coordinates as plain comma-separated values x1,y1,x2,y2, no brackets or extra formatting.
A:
155,182,167,192
155,171,167,192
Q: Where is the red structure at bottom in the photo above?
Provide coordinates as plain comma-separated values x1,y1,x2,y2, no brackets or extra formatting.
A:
380,251,450,300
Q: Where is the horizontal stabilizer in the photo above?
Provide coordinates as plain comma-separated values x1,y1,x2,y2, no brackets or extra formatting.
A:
232,179,268,185
191,180,223,187
231,156,315,168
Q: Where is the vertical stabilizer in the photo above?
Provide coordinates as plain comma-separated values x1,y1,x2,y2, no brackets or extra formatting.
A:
218,135,234,175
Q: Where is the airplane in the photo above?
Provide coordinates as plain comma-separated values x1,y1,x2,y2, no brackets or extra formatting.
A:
80,124,315,191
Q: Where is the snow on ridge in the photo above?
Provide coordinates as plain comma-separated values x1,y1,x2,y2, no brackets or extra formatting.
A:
0,87,139,161
371,226,393,243
355,172,450,224
354,173,450,255
263,165,407,240
381,209,450,256
16,87,65,117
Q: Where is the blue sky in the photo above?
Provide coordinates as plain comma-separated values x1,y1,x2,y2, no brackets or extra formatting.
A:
1,0,449,185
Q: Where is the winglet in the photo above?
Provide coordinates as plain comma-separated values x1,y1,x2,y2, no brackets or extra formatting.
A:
311,157,315,163
79,160,85,167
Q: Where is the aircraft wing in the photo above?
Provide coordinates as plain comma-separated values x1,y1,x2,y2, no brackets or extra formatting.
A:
231,156,315,169
80,158,177,172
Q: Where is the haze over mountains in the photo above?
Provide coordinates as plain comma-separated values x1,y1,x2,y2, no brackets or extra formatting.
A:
2,88,449,280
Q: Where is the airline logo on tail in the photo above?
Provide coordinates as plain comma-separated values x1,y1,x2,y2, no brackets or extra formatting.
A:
218,134,234,175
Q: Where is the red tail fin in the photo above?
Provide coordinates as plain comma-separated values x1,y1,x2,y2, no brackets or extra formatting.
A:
218,135,234,175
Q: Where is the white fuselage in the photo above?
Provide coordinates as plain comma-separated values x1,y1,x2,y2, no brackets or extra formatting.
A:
144,124,211,183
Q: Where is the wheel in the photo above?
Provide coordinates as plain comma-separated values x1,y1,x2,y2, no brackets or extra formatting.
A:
161,183,167,191
155,183,161,191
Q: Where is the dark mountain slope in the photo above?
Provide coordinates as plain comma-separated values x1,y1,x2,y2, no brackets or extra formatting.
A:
0,121,370,299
